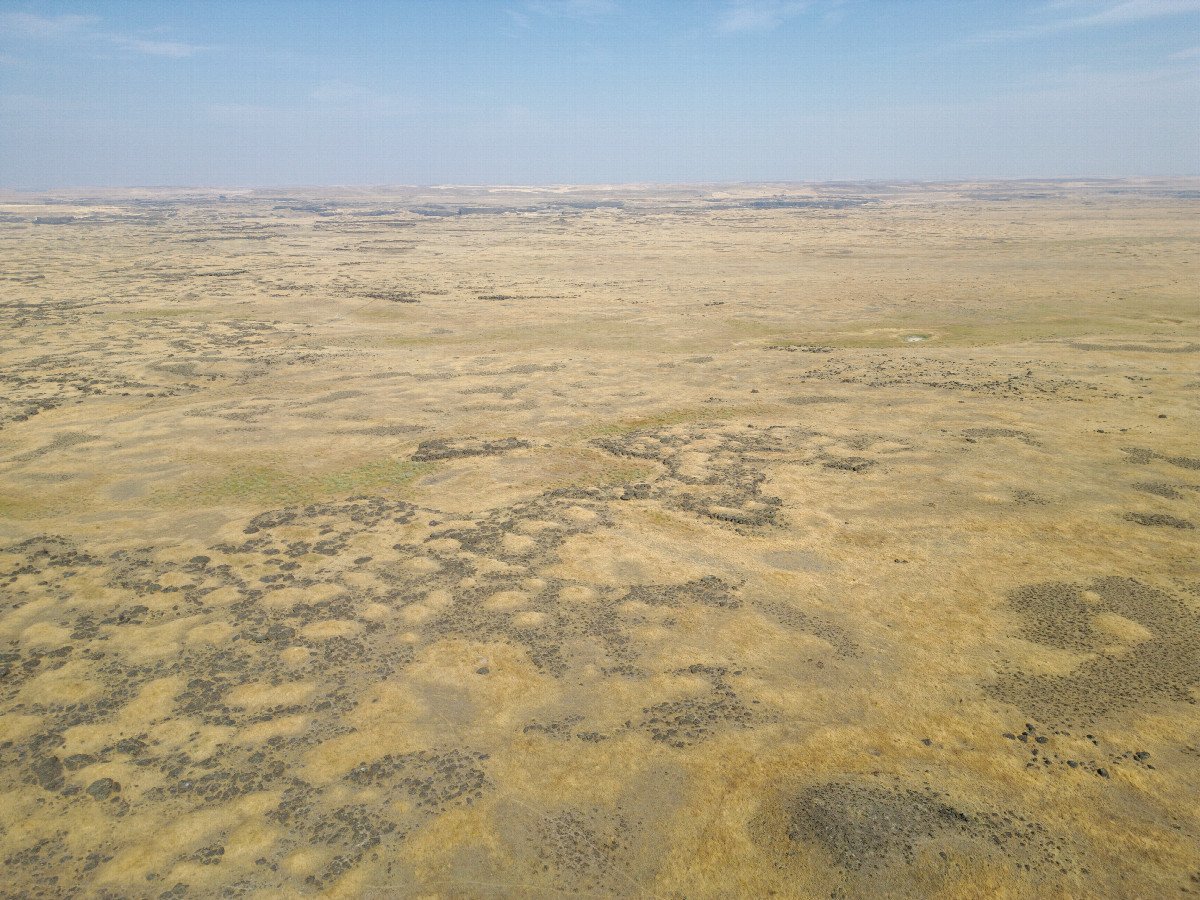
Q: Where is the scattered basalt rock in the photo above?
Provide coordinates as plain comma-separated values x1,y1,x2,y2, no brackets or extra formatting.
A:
411,436,530,461
988,577,1200,728
963,426,1042,446
594,424,838,529
636,664,762,747
86,778,120,800
757,599,860,658
345,748,490,809
822,456,875,472
1122,447,1200,470
621,575,740,609
533,807,635,891
786,782,970,870
999,723,1160,776
30,755,64,790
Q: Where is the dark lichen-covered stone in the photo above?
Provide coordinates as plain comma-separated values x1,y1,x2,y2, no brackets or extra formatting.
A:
822,456,875,472
30,755,64,790
345,748,490,810
86,777,121,800
63,753,97,771
621,575,740,609
411,436,529,461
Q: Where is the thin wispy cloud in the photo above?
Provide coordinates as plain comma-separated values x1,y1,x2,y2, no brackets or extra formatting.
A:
103,33,208,57
2,1,1196,185
0,12,97,38
524,0,618,18
507,0,617,30
980,0,1200,40
310,80,402,116
110,36,203,58
716,0,809,32
1070,0,1200,24
204,81,402,128
0,10,207,57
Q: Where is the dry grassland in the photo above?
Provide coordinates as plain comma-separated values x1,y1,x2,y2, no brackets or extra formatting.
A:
0,179,1197,899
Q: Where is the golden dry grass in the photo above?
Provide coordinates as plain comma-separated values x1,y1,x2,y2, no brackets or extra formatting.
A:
0,179,1197,898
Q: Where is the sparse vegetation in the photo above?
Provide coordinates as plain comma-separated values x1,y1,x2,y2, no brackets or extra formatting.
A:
0,182,1197,899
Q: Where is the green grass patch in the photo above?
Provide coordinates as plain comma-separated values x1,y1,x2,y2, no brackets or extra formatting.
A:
764,315,1198,349
101,307,207,320
578,404,764,438
537,461,659,492
154,458,436,507
0,490,83,521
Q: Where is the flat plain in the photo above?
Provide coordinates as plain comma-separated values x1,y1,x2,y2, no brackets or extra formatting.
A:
0,179,1197,899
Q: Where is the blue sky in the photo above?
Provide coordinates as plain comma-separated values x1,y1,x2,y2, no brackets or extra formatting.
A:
1,0,1197,187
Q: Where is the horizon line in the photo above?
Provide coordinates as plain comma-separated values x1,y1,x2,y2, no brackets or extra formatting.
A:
3,174,1200,196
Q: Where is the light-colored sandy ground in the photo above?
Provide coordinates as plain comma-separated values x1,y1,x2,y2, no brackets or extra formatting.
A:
0,179,1197,899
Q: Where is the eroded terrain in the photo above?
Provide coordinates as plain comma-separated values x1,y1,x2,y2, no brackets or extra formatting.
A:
0,180,1197,898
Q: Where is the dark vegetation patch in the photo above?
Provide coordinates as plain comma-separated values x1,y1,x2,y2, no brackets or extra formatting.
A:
345,748,490,809
1068,341,1200,353
1130,481,1189,499
736,198,870,210
264,777,409,890
988,578,1200,728
411,436,530,461
784,353,1105,400
1012,489,1051,505
593,424,861,530
460,384,521,400
1122,447,1200,470
346,423,424,436
782,394,847,405
416,488,624,675
822,456,874,472
765,344,834,353
0,312,300,432
0,418,912,896
620,576,739,609
756,600,859,658
410,201,622,217
530,807,635,893
359,289,418,303
785,782,972,871
11,431,100,463
635,664,763,747
963,427,1042,446
521,714,586,740
1124,512,1194,529
757,779,1076,885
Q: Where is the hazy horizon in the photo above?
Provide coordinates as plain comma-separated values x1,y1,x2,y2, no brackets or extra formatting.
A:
2,0,1199,189
7,175,1200,196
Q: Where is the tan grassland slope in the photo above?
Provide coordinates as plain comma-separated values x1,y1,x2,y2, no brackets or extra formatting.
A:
0,179,1197,898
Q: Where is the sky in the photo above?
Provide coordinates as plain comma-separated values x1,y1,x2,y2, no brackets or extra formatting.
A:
1,0,1198,187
